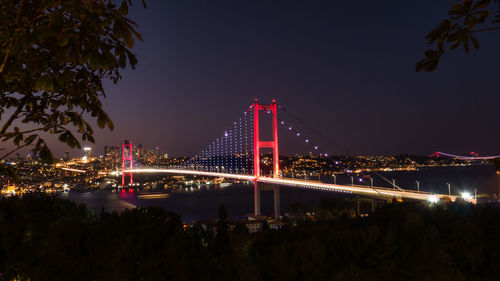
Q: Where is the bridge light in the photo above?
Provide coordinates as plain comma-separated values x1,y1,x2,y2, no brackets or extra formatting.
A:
461,191,472,200
428,195,439,203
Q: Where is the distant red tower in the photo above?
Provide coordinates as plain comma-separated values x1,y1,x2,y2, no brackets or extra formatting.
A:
122,140,133,186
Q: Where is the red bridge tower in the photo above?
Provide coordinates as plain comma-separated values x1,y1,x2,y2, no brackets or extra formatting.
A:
252,99,280,219
122,140,133,186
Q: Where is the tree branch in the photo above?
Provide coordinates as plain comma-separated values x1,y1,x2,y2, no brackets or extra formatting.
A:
0,124,59,138
471,25,500,33
0,0,25,73
0,142,30,160
0,101,25,135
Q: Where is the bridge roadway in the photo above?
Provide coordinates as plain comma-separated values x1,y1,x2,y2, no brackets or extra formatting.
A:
125,168,458,202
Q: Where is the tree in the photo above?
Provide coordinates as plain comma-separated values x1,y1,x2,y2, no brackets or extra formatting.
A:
417,0,500,71
216,204,229,250
0,0,145,168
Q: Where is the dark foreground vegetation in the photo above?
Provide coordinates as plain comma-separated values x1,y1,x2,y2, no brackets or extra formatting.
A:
1,195,500,281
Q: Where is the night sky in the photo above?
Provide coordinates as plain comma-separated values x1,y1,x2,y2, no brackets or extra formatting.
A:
62,1,500,157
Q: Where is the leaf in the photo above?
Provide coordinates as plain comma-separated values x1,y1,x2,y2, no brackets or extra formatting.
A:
125,49,137,68
472,0,489,10
38,143,55,163
450,41,461,50
449,3,467,16
119,1,129,15
97,110,114,129
25,134,38,145
463,36,470,52
58,130,81,149
416,49,442,72
13,134,23,146
88,53,100,70
470,34,479,49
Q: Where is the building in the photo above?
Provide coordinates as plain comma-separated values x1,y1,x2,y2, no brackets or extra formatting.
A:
244,220,263,233
104,145,121,170
83,147,92,158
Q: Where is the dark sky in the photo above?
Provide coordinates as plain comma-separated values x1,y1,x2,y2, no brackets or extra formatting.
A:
64,1,500,157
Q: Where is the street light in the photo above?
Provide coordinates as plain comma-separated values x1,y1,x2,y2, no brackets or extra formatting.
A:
447,183,451,196
351,176,354,186
428,195,439,203
333,174,337,185
392,179,396,190
461,191,472,201
370,177,373,188
416,180,420,193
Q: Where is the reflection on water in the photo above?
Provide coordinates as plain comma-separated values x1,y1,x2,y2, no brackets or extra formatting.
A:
137,194,170,199
60,189,137,213
62,165,500,221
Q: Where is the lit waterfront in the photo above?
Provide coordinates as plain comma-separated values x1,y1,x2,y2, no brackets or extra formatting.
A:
60,165,500,221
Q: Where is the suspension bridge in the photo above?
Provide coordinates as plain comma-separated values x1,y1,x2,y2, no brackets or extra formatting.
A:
120,99,466,219
430,151,500,160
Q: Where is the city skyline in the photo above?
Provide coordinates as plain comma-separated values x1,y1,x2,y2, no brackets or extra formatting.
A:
25,1,500,157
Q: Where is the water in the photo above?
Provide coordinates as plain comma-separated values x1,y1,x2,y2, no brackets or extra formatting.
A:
316,165,500,195
60,165,500,221
60,183,336,221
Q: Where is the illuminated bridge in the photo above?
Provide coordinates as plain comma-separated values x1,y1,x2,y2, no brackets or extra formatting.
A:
119,100,465,219
430,151,500,160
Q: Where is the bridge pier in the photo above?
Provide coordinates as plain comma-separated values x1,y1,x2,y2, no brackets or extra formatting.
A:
273,186,280,220
254,182,281,220
254,181,261,216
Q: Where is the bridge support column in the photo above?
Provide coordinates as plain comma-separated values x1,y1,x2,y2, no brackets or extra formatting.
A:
273,186,280,220
252,99,280,219
254,181,261,216
122,140,133,187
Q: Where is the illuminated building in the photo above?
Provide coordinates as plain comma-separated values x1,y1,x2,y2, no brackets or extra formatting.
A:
83,147,92,158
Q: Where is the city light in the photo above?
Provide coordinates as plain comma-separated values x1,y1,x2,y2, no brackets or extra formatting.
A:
461,191,473,200
61,167,86,173
428,195,439,203
123,168,444,201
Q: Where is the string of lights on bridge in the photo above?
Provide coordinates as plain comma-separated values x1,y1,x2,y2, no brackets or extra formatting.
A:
184,110,254,174
181,104,333,176
271,109,330,158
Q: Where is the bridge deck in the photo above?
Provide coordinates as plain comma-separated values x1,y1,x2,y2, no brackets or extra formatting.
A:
125,169,458,202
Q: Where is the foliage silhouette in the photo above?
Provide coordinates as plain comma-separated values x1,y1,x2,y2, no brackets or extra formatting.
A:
417,0,500,71
0,0,145,175
1,195,500,280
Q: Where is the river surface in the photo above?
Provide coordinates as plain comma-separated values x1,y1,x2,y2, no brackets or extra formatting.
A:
60,165,500,221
